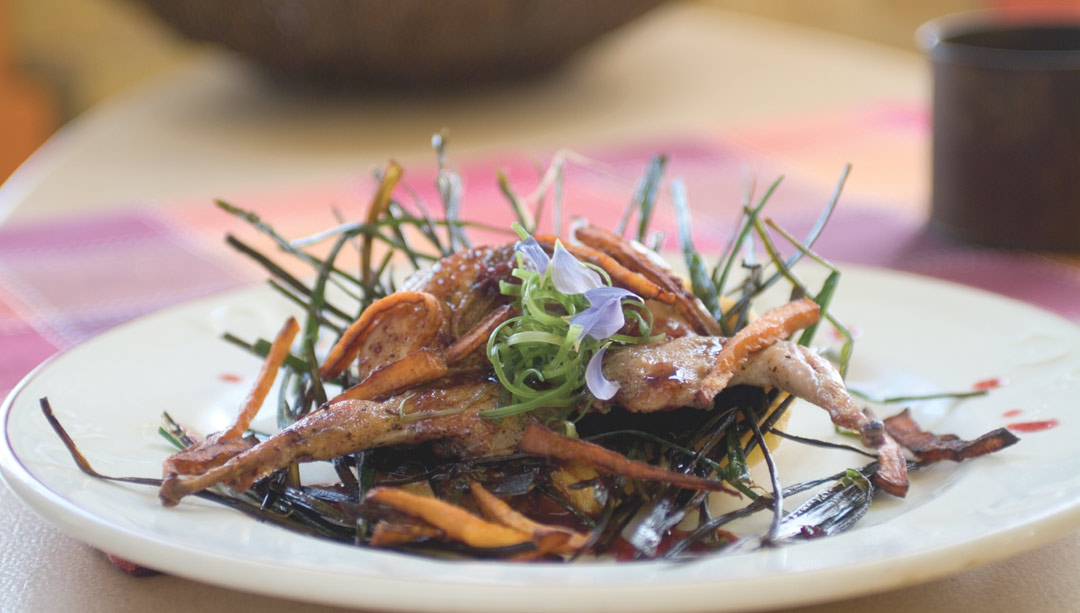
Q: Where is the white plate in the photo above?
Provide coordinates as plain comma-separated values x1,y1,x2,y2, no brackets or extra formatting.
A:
3,265,1080,612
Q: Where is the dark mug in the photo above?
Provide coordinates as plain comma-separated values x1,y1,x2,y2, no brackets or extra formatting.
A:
919,11,1080,250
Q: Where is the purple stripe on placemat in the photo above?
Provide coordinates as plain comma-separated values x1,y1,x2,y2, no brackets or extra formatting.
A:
0,209,251,396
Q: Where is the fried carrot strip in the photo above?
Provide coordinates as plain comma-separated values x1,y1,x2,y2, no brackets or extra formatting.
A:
361,161,402,285
574,224,722,336
218,317,300,441
329,348,448,403
469,482,589,554
365,487,532,548
319,291,443,380
163,317,299,476
369,520,445,547
445,304,516,365
518,424,739,495
534,235,674,304
696,298,820,405
162,436,258,477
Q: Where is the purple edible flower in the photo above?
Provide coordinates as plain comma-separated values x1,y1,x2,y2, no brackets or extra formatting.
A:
514,236,549,274
570,286,642,341
585,346,619,400
570,295,626,341
550,242,603,294
583,286,638,307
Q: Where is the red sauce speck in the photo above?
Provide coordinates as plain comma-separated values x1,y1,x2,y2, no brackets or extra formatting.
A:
1003,409,1023,418
219,373,243,383
974,377,1006,391
831,325,863,341
1007,419,1060,433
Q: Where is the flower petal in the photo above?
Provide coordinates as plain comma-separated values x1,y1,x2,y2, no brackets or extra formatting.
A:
570,296,625,341
585,346,619,400
514,236,549,274
584,286,639,307
550,242,603,295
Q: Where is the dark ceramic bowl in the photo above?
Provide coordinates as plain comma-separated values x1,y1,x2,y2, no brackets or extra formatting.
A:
139,0,666,88
918,11,1080,250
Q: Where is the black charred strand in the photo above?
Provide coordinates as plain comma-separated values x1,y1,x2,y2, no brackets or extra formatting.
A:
688,409,739,474
769,471,873,543
767,428,878,458
568,490,617,562
394,539,539,560
44,397,376,544
758,391,795,432
742,405,784,543
663,463,882,559
41,397,162,488
597,495,646,559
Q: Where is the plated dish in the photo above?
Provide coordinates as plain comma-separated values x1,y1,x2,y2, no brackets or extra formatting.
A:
4,265,1080,611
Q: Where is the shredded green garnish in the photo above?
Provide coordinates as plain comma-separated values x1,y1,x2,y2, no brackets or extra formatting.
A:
482,225,661,421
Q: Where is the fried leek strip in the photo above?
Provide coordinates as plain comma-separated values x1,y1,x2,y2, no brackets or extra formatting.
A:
370,520,444,547
366,487,532,549
163,317,299,477
574,223,722,336
319,291,443,380
697,298,820,405
330,348,448,403
534,235,674,304
360,161,403,285
469,481,589,554
219,316,300,441
517,424,739,495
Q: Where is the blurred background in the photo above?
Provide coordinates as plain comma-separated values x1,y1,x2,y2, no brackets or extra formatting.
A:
0,0,1054,183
